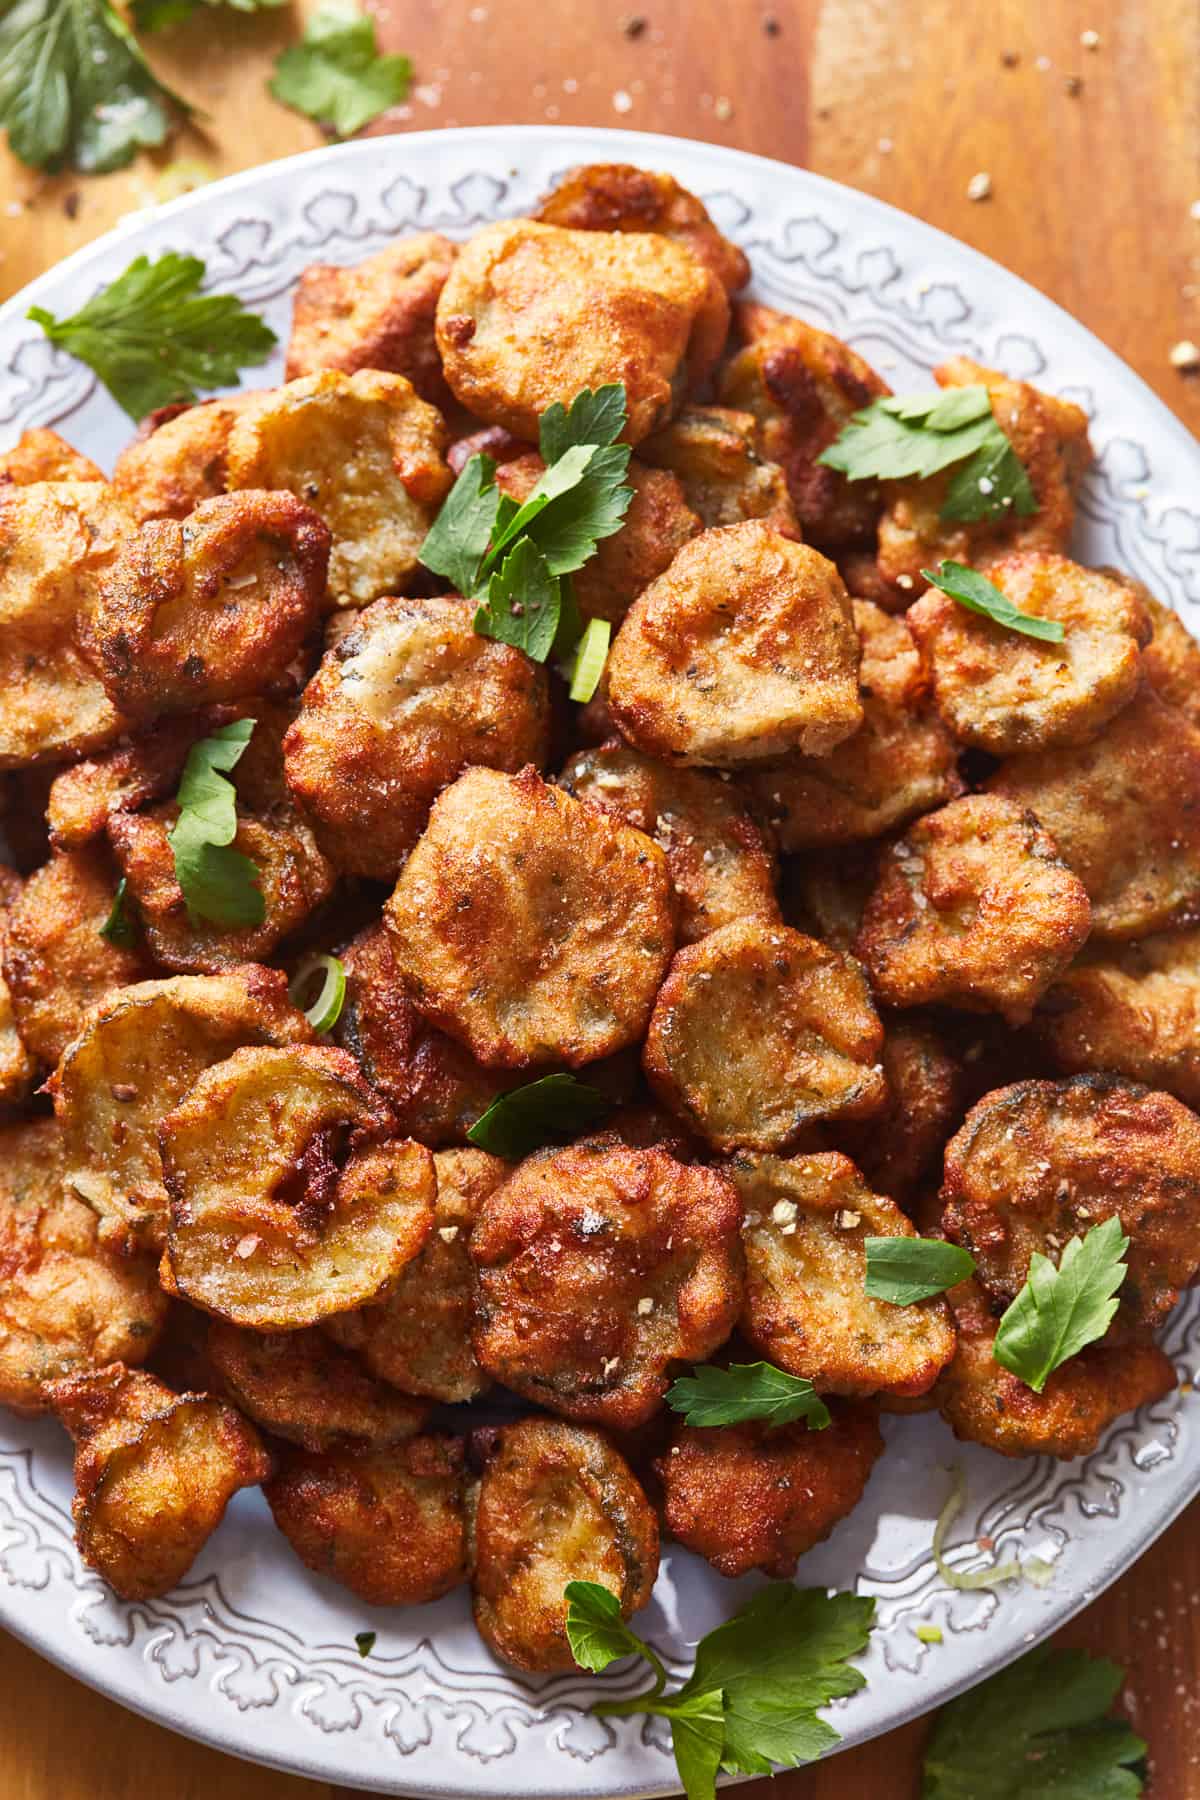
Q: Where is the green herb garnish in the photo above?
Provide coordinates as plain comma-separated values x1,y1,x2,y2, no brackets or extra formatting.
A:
931,1467,1054,1593
289,954,346,1033
567,617,611,702
166,720,265,929
864,1237,976,1306
466,1074,610,1159
665,1362,831,1431
98,878,136,949
993,1215,1128,1392
270,0,411,137
133,0,283,30
922,559,1066,643
354,1630,376,1658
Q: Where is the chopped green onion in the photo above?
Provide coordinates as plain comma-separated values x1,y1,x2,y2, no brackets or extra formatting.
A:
99,877,136,949
289,954,346,1033
931,1468,1053,1592
915,1625,943,1645
568,617,611,703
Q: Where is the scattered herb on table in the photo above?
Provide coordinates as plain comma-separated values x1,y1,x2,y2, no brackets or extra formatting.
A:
133,0,284,31
270,0,411,137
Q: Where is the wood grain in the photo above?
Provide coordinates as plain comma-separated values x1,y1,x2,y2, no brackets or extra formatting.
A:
1,1,1198,1795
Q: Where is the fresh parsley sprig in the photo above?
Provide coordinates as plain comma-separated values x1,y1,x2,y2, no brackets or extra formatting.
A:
167,720,265,929
270,0,411,137
922,559,1066,644
864,1237,976,1306
133,0,284,30
818,384,1036,524
566,1581,875,1800
665,1361,831,1431
993,1215,1129,1392
466,1073,610,1159
28,252,277,422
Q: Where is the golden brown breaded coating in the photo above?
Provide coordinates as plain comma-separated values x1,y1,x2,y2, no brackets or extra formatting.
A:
435,219,729,444
718,301,890,549
265,1435,468,1605
644,919,886,1151
655,1406,883,1579
384,766,675,1069
535,162,749,294
470,1142,744,1428
0,427,102,486
0,1118,167,1414
3,845,147,1065
988,683,1200,940
607,523,863,766
470,1416,659,1671
284,233,458,405
874,357,1093,599
325,1146,505,1402
638,405,800,535
746,599,964,850
224,370,452,608
0,482,131,767
907,554,1150,753
935,1277,1175,1460
942,1075,1200,1330
836,1015,962,1203
855,795,1092,1024
0,867,36,1107
109,394,264,524
47,717,208,851
283,593,551,880
50,1363,270,1600
733,1151,956,1396
206,1321,429,1450
559,738,780,944
50,967,313,1251
83,491,329,721
1138,586,1200,728
160,1044,434,1329
1038,928,1200,1107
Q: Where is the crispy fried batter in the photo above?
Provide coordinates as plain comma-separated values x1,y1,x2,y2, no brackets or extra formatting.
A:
655,1405,883,1578
734,1151,956,1395
835,1015,962,1202
470,1142,744,1428
907,553,1150,753
47,716,210,851
3,846,147,1064
384,766,675,1069
644,919,886,1151
206,1321,429,1450
285,233,458,405
470,1416,659,1671
265,1435,468,1604
988,683,1200,939
50,967,313,1251
225,370,452,608
1039,928,1200,1107
0,427,102,486
535,162,749,294
109,394,265,524
941,1075,1200,1330
283,593,551,880
855,795,1092,1023
559,738,780,943
160,1044,434,1329
50,1363,270,1599
607,523,863,766
0,867,36,1106
638,404,799,535
435,219,729,444
1139,585,1200,728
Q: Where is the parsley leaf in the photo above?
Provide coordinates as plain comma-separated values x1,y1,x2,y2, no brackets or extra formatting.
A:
167,720,265,929
28,252,276,422
419,453,499,599
864,1237,976,1305
922,1645,1145,1798
565,1581,667,1681
98,878,136,949
993,1215,1129,1392
270,0,411,137
466,1073,611,1159
474,537,563,662
0,0,191,172
665,1361,831,1431
818,384,1037,523
922,559,1066,644
133,0,283,29
354,1630,376,1658
540,384,629,461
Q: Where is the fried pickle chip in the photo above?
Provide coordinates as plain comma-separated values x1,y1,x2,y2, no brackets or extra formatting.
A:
50,1363,270,1600
51,967,313,1250
225,370,452,608
82,491,329,721
384,766,675,1069
267,1435,467,1604
3,846,147,1065
835,1015,962,1202
655,1405,883,1578
644,919,886,1151
206,1321,429,1450
435,218,729,444
638,404,799,535
470,1416,659,1671
0,427,102,486
855,795,1092,1023
559,738,780,943
718,301,891,549
1038,928,1200,1107
109,394,264,524
607,523,863,766
0,1119,167,1414
283,593,551,879
1139,585,1200,728
471,1142,743,1427
935,1277,1175,1460
942,1075,1200,1330
733,1151,956,1395
325,1147,506,1402
988,683,1200,939
161,1044,434,1329
0,867,36,1106
284,233,458,405
47,716,209,851
907,553,1150,753
0,482,131,767
535,162,749,294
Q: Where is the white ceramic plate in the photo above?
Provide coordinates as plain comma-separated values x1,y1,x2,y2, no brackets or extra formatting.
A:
1,126,1199,1799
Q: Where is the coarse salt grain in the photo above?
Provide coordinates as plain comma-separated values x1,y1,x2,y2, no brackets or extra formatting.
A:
771,1199,798,1226
612,89,633,114
235,1234,260,1259
966,171,992,202
1170,340,1200,371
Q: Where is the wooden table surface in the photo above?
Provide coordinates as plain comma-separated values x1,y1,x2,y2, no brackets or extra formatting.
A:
1,0,1199,1794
